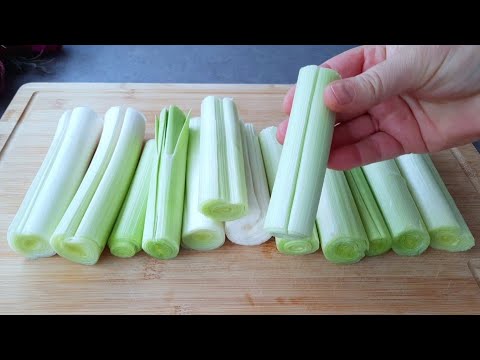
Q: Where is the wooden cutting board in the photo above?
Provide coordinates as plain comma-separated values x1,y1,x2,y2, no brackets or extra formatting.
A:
1,83,479,314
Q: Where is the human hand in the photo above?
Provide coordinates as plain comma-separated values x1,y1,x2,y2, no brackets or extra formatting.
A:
277,45,480,170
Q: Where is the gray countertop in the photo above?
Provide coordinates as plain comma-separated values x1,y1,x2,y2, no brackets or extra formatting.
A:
0,45,355,115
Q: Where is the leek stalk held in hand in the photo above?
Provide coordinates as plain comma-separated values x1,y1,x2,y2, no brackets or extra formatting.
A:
259,126,319,255
264,66,341,240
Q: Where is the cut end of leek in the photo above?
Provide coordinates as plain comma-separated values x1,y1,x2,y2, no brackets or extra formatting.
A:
322,238,367,264
268,229,308,240
199,96,248,222
429,228,475,252
8,233,56,259
396,153,474,253
392,230,430,256
275,237,319,255
199,200,247,222
181,117,225,251
109,240,141,258
51,235,102,265
143,238,179,260
182,230,225,251
366,238,392,257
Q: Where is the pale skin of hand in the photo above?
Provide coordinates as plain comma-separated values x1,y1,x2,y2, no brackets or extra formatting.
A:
277,45,480,170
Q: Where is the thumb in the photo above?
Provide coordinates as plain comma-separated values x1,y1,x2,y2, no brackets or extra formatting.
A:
324,54,417,115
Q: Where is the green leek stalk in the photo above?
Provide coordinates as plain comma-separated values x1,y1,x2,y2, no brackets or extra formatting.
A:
142,106,190,259
181,117,225,251
264,66,341,239
198,96,248,221
362,159,430,256
108,139,156,257
316,170,369,264
345,167,392,256
258,126,282,190
396,153,474,252
258,126,319,255
8,107,102,258
225,123,272,245
50,107,145,265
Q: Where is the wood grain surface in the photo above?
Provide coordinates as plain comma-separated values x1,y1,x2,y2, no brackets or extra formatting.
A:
0,83,479,314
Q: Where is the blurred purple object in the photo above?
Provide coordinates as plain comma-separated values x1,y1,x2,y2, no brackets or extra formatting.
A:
0,45,63,58
31,45,63,55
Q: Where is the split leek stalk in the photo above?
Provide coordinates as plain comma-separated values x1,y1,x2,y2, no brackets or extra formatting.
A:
181,117,225,251
362,159,430,256
225,123,272,245
108,139,156,257
264,66,341,239
7,107,102,259
198,96,248,221
50,107,145,265
258,126,319,255
396,153,474,252
258,126,282,189
142,106,190,259
316,169,369,264
345,167,392,256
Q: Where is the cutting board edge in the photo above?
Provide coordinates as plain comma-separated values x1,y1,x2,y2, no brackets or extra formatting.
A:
0,82,294,154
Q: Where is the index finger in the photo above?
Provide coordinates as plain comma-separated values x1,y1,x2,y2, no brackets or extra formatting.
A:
321,45,370,78
283,46,372,115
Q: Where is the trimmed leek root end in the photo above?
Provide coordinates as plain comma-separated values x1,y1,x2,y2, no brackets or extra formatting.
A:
275,228,320,256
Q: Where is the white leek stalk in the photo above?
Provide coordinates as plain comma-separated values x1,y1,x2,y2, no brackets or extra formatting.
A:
396,153,474,252
50,107,145,265
225,123,272,245
265,66,341,239
259,126,319,255
143,106,190,259
362,159,430,256
181,117,225,251
108,139,156,257
345,168,392,256
316,169,369,264
8,107,102,258
198,96,248,221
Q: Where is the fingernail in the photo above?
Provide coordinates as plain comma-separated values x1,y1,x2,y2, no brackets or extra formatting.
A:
330,80,355,105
